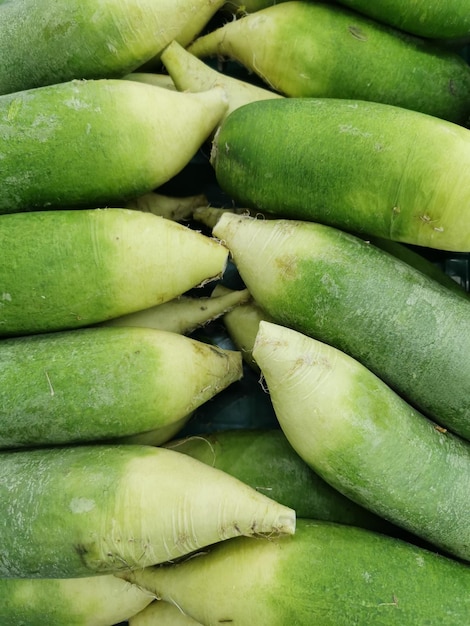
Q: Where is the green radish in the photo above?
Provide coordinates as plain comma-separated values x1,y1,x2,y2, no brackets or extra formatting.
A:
0,78,227,214
130,600,201,625
0,0,224,95
123,72,177,90
125,191,208,222
0,325,242,448
113,414,192,447
212,213,470,439
253,320,470,562
212,97,470,251
161,40,282,123
0,575,153,626
211,283,273,371
188,1,470,123
334,0,470,40
102,288,250,335
166,428,402,535
0,208,228,336
0,443,295,578
120,518,470,625
222,0,284,13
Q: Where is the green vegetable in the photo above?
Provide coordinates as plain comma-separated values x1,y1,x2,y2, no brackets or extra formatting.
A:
0,325,242,448
0,0,224,94
212,97,470,251
334,0,470,40
0,575,153,626
253,321,470,561
0,444,295,578
166,429,402,536
0,208,228,336
129,600,201,625
120,518,470,625
212,214,470,439
189,1,470,122
125,191,207,221
0,78,227,214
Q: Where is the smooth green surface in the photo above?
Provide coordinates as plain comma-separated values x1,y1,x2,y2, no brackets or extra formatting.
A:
191,1,470,122
212,214,470,439
124,519,470,625
0,325,242,447
213,97,470,251
0,208,228,335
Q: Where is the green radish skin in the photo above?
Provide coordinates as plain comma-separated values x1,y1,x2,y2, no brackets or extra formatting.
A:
0,78,227,213
0,325,242,448
165,428,403,536
0,0,224,95
160,40,282,124
212,214,470,439
130,600,201,625
188,1,470,123
0,208,228,336
102,288,250,335
334,0,470,40
113,414,192,447
120,518,470,625
212,97,470,251
123,72,177,90
252,321,470,562
0,444,295,578
0,575,153,626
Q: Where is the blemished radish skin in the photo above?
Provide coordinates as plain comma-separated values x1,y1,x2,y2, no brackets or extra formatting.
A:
212,98,470,252
120,519,470,625
102,288,250,335
0,575,153,626
129,600,201,626
0,0,224,94
125,191,208,222
334,0,470,40
166,428,402,536
0,208,228,337
188,1,470,123
161,41,282,123
0,444,295,578
252,321,470,561
0,325,242,448
212,214,470,439
0,78,227,214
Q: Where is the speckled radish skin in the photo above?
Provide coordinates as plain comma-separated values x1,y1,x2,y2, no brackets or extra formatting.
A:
0,325,242,448
0,78,228,213
212,213,470,439
0,444,295,578
189,2,470,122
211,97,470,251
0,208,228,336
0,575,153,626
121,519,470,625
253,321,470,561
0,0,224,94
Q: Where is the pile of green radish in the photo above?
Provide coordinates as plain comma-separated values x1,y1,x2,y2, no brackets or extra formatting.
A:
2,1,470,624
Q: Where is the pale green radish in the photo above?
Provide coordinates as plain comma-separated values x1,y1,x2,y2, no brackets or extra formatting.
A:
0,443,295,578
0,208,228,336
129,600,201,625
0,78,227,214
0,325,242,448
212,284,273,371
212,213,470,438
123,72,177,90
212,97,470,251
120,519,470,625
125,191,208,222
102,288,250,334
113,415,192,447
334,0,470,40
189,1,470,123
0,0,225,94
253,320,470,561
0,575,153,626
161,40,281,123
